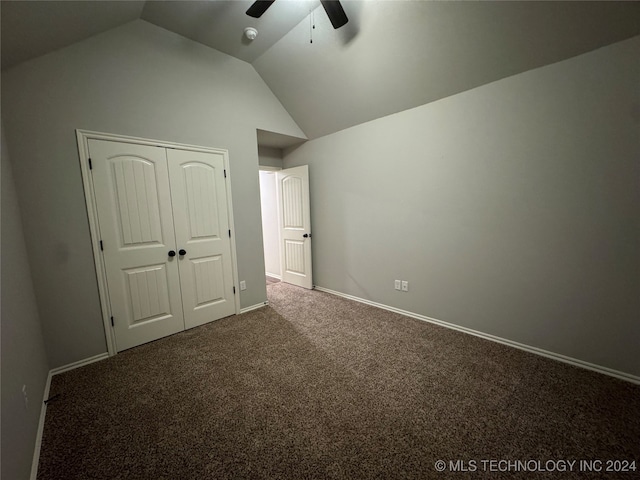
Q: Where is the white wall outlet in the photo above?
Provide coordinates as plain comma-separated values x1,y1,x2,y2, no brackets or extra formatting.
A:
22,384,28,410
240,280,247,291
401,281,409,292
394,280,401,290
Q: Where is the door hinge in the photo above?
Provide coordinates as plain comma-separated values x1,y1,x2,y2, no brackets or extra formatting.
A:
233,286,236,294
110,316,114,327
89,158,93,170
228,229,231,238
100,240,104,251
224,169,227,178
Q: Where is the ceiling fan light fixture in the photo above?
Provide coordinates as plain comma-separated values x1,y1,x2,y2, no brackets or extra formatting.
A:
244,27,258,41
245,0,348,30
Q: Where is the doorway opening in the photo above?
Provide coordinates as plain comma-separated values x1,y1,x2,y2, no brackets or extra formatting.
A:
258,166,282,287
257,137,313,291
259,163,314,290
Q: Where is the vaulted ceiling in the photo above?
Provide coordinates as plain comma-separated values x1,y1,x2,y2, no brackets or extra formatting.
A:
2,1,640,142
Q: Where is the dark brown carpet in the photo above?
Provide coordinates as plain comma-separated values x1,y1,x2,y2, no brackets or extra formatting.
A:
38,283,640,479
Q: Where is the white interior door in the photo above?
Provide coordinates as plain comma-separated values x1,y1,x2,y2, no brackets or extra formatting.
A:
89,139,185,351
167,149,236,329
276,165,313,289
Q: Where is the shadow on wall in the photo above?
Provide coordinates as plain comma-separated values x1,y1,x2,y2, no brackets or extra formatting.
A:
338,0,363,45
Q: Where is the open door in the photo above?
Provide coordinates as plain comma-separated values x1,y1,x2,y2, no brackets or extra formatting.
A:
276,165,313,289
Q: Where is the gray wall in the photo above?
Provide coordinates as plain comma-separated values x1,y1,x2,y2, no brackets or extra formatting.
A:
2,20,304,368
284,36,640,377
1,122,50,480
258,145,284,168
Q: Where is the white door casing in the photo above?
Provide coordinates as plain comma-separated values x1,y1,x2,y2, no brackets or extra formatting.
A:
276,165,313,289
167,149,236,329
89,140,185,351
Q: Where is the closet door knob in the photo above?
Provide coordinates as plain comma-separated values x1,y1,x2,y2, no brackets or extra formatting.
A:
168,250,176,257
179,249,187,256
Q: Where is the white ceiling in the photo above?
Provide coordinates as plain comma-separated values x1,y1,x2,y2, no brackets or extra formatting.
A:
1,1,145,70
0,0,317,69
2,1,640,143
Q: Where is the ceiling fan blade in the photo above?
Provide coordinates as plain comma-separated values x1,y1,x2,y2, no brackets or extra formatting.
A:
320,1,349,29
246,0,276,18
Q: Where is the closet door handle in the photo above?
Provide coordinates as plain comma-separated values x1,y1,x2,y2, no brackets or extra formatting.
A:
168,250,176,257
179,249,187,256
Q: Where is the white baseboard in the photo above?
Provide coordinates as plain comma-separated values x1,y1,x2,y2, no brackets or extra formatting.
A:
50,352,110,376
30,352,110,479
240,302,269,314
266,273,281,280
30,371,52,480
314,286,640,385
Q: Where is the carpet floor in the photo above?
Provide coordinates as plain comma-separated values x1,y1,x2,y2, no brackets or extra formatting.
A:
37,283,640,479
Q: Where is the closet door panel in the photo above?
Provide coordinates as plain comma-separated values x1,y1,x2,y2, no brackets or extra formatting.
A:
167,149,236,329
89,139,184,351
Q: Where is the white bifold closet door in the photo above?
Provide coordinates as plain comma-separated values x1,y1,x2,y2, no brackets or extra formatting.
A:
89,139,235,352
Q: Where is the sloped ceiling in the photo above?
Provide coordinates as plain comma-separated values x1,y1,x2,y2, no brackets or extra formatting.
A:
254,1,640,139
141,0,316,63
2,1,640,142
0,1,314,69
0,1,145,69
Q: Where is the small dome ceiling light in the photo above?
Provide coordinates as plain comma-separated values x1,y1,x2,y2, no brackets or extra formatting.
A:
244,27,258,41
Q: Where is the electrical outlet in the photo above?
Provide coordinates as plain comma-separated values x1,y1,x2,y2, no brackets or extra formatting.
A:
394,280,401,290
240,280,246,291
22,385,28,410
401,281,409,292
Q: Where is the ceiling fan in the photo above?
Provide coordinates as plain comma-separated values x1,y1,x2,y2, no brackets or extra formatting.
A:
246,0,349,29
